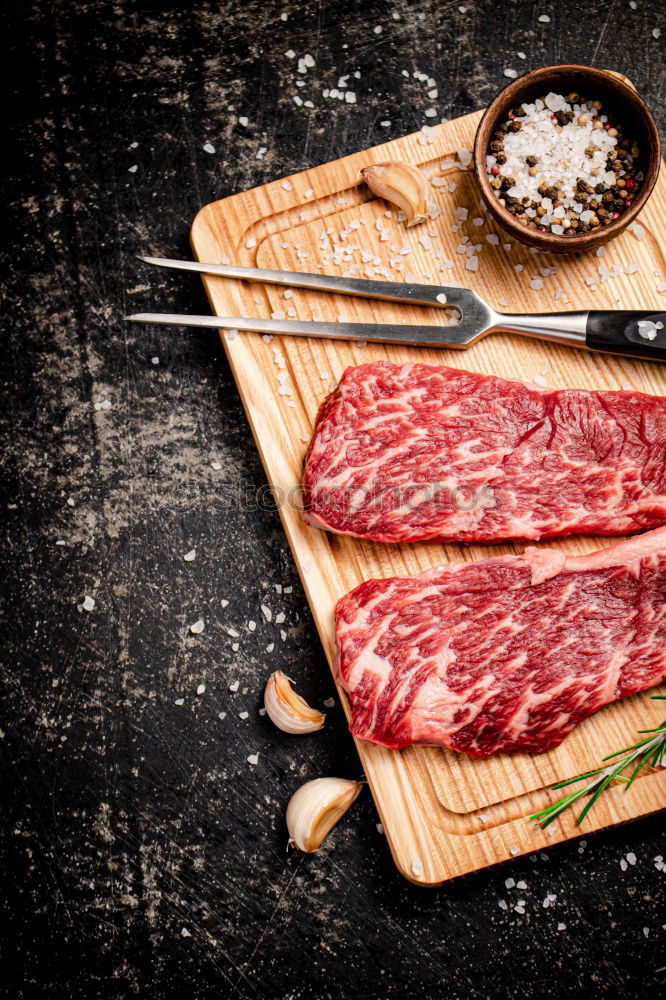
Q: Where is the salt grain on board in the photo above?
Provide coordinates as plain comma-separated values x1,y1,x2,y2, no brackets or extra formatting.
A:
190,619,205,634
82,595,95,612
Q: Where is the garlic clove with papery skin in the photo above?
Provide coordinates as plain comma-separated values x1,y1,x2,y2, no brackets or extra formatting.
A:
286,777,363,853
263,670,326,734
359,161,436,226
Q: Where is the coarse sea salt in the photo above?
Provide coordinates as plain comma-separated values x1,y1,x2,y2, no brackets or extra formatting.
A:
497,97,618,215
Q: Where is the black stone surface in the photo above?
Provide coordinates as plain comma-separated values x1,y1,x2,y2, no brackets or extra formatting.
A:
3,2,665,998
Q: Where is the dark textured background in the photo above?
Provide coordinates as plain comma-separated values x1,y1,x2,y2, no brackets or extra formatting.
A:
3,1,665,997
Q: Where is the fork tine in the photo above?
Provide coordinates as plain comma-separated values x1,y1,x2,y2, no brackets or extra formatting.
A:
139,255,480,313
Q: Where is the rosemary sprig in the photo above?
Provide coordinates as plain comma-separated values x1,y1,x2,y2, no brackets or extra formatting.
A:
531,696,666,829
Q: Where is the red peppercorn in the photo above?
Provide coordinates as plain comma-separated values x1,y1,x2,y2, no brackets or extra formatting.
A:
611,211,620,219
625,178,635,191
625,199,633,207
538,225,548,232
490,166,500,175
550,114,557,120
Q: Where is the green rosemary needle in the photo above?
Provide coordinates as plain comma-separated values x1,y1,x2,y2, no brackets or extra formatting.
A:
531,696,666,829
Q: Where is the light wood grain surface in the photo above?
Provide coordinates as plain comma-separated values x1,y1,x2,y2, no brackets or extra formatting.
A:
190,108,666,885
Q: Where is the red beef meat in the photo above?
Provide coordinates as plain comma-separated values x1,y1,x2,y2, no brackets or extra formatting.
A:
335,527,666,757
303,362,666,544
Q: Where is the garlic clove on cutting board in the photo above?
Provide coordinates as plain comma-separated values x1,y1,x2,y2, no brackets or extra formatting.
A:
359,161,435,226
263,670,326,734
286,777,363,852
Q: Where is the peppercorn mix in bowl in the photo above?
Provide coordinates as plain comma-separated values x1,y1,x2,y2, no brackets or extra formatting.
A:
473,65,661,254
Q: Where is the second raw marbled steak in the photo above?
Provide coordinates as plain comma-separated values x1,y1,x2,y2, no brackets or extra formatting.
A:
335,527,666,757
303,362,666,544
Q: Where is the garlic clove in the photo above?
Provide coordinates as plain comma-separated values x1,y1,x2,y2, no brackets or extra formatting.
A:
264,670,325,734
286,777,363,853
359,161,435,226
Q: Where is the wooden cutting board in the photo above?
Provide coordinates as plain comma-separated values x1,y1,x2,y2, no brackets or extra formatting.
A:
190,105,666,886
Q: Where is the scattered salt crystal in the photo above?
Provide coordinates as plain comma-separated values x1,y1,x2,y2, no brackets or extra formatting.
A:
653,28,661,39
503,68,518,79
175,698,184,706
629,221,646,240
637,320,658,340
285,49,295,58
190,619,205,634
510,846,520,856
221,599,229,608
380,120,391,127
465,257,479,272
505,877,515,889
324,697,335,708
229,680,240,692
436,293,447,304
239,711,249,720
644,926,650,938
516,880,527,890
620,858,628,871
181,927,191,938
281,180,293,191
211,461,222,470
486,233,500,245
472,217,484,227
517,51,526,59
265,642,274,653
557,923,566,931
514,263,524,273
203,143,215,154
624,261,640,275
218,711,227,720
530,277,544,290
196,683,206,695
626,852,637,865
247,754,259,766
538,13,551,22
411,858,424,877
67,497,76,507
151,356,159,365
499,899,508,910
248,620,257,632
238,116,248,127
245,237,256,249
128,164,138,173
82,595,95,612
183,549,196,562
376,823,384,834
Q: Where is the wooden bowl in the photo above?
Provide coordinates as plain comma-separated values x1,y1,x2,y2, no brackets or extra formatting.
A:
473,65,661,254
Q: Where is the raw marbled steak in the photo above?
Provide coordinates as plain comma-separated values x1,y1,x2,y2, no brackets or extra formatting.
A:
303,362,666,544
335,528,666,757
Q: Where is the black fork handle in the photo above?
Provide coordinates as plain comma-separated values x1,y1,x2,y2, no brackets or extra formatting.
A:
586,311,666,362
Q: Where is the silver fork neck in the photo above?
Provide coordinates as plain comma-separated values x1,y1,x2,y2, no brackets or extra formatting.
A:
489,309,590,349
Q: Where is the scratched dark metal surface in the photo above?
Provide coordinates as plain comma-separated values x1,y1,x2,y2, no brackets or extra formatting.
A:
2,1,666,997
